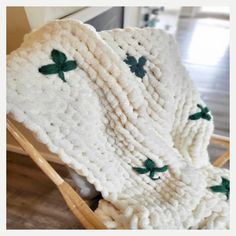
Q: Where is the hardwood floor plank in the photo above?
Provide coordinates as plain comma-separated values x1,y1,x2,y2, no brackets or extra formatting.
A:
7,152,88,229
176,17,229,137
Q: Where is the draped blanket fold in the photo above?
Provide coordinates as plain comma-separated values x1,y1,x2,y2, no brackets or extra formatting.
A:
7,19,229,229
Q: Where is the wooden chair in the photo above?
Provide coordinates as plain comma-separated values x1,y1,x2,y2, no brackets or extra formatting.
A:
7,118,230,229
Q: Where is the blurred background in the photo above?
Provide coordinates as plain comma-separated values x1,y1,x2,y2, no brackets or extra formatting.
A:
7,6,230,229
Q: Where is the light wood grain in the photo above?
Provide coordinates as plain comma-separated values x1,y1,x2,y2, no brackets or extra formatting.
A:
7,119,64,186
210,134,229,148
213,151,230,167
7,119,106,229
7,7,31,54
7,152,85,229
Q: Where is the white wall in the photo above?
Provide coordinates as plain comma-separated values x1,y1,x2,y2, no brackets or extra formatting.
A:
123,7,140,27
25,7,85,29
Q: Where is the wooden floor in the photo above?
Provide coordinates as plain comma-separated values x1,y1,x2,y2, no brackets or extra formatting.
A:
176,17,229,137
7,152,102,229
176,17,229,168
7,16,230,229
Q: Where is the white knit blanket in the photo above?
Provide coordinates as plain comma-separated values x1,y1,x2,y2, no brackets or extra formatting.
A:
7,19,229,229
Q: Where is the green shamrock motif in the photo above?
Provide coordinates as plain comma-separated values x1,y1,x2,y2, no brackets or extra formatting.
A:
210,177,230,199
39,49,77,82
133,158,168,180
189,104,211,121
124,54,147,79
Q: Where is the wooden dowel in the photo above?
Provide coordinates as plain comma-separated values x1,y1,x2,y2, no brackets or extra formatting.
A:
213,151,230,168
7,119,64,186
7,118,107,229
59,181,106,229
210,134,230,148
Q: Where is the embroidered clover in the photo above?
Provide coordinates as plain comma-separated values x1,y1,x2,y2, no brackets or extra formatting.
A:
39,49,77,82
133,158,168,180
189,104,211,121
210,177,230,199
124,54,147,79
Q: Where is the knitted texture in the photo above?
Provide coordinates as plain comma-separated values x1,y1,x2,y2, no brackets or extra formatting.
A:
98,27,229,229
7,19,229,229
100,28,213,168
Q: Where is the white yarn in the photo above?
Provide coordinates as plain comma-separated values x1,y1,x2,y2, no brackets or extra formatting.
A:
100,27,213,168
67,167,99,199
7,19,229,229
98,27,229,229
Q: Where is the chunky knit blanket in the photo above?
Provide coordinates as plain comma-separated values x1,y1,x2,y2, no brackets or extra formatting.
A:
7,19,229,229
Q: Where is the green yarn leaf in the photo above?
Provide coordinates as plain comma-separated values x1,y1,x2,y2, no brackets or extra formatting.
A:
124,54,147,79
202,113,211,121
189,112,202,120
197,104,203,109
124,56,137,65
149,170,161,180
138,56,147,66
202,107,209,113
210,185,226,193
222,177,229,189
133,167,149,174
58,71,66,83
209,177,230,199
39,49,77,82
62,60,77,72
130,66,137,73
132,158,168,181
38,64,59,75
226,192,229,199
144,158,155,170
136,68,146,79
189,104,212,121
154,165,168,172
51,49,67,64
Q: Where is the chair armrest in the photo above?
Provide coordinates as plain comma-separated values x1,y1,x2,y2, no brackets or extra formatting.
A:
210,133,229,148
210,134,230,168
